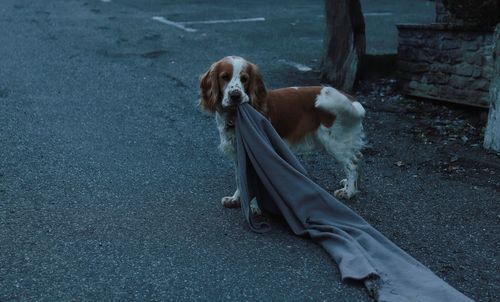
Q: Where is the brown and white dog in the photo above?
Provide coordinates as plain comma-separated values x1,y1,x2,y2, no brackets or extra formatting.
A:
199,56,365,210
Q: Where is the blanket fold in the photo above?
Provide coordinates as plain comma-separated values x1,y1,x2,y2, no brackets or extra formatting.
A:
235,103,472,302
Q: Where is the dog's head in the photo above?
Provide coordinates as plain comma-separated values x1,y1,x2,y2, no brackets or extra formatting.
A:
199,56,267,114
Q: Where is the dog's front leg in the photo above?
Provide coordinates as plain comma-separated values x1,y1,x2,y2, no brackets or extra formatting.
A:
216,114,261,214
221,160,261,215
216,113,241,208
221,161,241,208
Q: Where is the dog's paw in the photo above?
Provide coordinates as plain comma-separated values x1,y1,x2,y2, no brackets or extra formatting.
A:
250,201,262,215
334,188,357,201
221,196,241,208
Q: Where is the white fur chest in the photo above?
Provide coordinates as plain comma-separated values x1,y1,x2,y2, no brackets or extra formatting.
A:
215,112,237,158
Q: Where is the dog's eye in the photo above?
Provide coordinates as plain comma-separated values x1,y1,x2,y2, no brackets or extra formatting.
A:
221,74,230,81
240,75,248,83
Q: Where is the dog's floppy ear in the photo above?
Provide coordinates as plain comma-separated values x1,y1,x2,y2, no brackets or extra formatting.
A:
199,64,220,113
248,63,267,113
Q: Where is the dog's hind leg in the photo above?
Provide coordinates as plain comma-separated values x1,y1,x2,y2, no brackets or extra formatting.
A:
335,152,364,200
315,87,366,200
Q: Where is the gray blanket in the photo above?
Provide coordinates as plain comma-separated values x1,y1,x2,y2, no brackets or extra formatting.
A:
235,103,472,302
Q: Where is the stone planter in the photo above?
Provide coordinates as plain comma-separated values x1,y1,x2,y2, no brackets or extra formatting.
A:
397,23,494,108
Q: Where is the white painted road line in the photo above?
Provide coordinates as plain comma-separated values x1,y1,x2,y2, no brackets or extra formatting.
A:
152,16,265,32
279,60,312,72
182,17,265,25
152,16,198,32
364,12,393,16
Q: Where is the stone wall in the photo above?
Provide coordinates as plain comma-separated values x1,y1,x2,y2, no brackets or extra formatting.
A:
484,24,500,151
436,0,500,28
397,24,494,107
435,0,462,25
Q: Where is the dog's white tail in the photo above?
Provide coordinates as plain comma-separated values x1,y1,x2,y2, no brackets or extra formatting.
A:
315,87,365,123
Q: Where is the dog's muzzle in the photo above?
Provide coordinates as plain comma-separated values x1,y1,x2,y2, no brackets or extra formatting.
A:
229,89,242,104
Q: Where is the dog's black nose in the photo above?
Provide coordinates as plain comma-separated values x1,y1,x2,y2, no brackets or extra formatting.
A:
229,90,242,102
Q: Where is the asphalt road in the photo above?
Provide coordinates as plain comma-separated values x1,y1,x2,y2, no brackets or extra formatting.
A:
0,0,497,301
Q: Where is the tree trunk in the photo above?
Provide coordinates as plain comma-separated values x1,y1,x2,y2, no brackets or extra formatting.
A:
320,0,366,92
484,24,500,152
